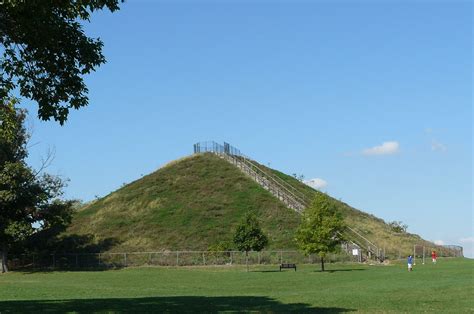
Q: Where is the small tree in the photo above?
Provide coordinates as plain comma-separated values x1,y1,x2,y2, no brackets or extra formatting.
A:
233,212,268,272
295,193,346,272
388,221,408,233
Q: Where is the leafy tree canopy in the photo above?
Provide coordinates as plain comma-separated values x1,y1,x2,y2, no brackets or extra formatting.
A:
0,0,122,124
295,193,346,271
0,99,73,272
233,212,268,253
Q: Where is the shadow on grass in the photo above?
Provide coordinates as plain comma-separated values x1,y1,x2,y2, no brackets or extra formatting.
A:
18,266,120,274
252,268,366,273
0,296,355,313
314,269,366,273
12,234,122,272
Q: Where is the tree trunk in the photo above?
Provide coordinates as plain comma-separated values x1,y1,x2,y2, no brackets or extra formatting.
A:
246,251,249,272
320,256,325,272
1,243,8,273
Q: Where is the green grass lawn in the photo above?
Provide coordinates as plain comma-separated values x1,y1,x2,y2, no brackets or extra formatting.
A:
0,258,472,313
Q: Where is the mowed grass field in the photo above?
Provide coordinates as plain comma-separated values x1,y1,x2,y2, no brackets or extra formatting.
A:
0,258,472,313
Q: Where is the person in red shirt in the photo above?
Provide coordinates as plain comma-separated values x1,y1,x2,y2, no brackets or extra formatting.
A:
431,250,437,264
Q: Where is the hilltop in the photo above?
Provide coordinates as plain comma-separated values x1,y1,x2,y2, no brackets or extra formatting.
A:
67,153,439,256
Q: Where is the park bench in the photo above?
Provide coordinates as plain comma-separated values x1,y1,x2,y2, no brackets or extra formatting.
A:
279,263,296,271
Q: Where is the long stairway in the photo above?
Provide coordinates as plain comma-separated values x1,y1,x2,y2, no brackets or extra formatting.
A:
194,141,384,261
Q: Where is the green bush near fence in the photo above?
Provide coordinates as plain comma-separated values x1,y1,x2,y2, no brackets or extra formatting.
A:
0,257,472,312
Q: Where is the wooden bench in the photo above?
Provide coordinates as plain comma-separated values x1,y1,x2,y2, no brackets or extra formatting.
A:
279,263,296,271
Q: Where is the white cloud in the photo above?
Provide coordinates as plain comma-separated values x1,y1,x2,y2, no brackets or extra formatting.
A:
304,178,328,190
434,240,445,245
431,139,447,152
460,237,474,244
362,141,400,156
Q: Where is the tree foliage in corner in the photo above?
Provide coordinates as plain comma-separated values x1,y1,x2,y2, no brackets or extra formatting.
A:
0,0,122,124
295,193,346,272
233,212,268,271
0,99,73,273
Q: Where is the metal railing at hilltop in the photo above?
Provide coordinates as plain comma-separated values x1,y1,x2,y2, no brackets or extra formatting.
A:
193,141,244,157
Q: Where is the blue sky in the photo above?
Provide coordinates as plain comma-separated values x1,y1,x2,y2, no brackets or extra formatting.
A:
25,1,472,256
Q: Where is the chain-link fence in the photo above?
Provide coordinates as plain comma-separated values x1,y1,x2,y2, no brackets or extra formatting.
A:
441,245,463,257
376,244,464,263
10,250,362,270
410,244,463,264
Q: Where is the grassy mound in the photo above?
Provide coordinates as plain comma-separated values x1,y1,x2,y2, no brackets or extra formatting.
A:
68,153,300,251
68,153,440,256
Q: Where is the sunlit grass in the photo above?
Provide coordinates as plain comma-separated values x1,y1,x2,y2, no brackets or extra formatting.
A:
0,258,472,312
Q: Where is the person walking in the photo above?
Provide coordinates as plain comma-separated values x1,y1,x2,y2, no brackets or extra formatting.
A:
431,250,437,264
408,255,413,271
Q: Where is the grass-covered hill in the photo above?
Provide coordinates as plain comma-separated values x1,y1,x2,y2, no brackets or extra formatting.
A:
68,153,300,251
67,153,439,256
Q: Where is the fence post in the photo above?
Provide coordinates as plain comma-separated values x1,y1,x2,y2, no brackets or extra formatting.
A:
202,252,206,265
280,251,283,264
176,251,179,266
413,245,416,265
230,251,233,265
124,253,127,267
